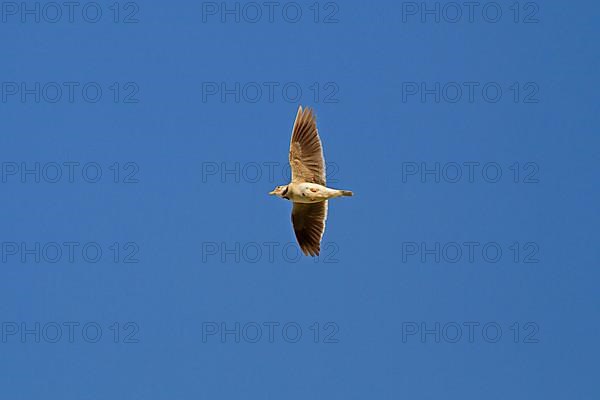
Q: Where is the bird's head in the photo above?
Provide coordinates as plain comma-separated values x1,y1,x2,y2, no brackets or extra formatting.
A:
269,185,289,198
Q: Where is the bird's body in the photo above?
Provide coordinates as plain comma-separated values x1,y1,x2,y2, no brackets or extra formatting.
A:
283,182,352,204
269,106,353,256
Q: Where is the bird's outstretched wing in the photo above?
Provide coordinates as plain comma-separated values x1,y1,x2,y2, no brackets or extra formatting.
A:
289,106,326,186
291,201,328,256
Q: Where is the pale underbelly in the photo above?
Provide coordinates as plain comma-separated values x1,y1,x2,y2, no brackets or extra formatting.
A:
288,183,334,203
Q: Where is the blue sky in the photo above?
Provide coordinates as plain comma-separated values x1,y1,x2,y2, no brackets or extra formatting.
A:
0,0,599,398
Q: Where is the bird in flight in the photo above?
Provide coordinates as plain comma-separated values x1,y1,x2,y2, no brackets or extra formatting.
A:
269,106,353,256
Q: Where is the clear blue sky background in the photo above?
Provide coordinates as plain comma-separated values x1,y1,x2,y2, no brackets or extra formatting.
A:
1,0,598,398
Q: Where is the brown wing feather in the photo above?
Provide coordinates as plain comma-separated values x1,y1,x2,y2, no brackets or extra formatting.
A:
289,106,326,185
291,202,328,256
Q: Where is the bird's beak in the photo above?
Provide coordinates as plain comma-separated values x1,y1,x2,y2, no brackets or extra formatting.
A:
268,190,276,195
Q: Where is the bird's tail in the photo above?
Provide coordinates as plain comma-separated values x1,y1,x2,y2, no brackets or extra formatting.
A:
339,190,354,197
